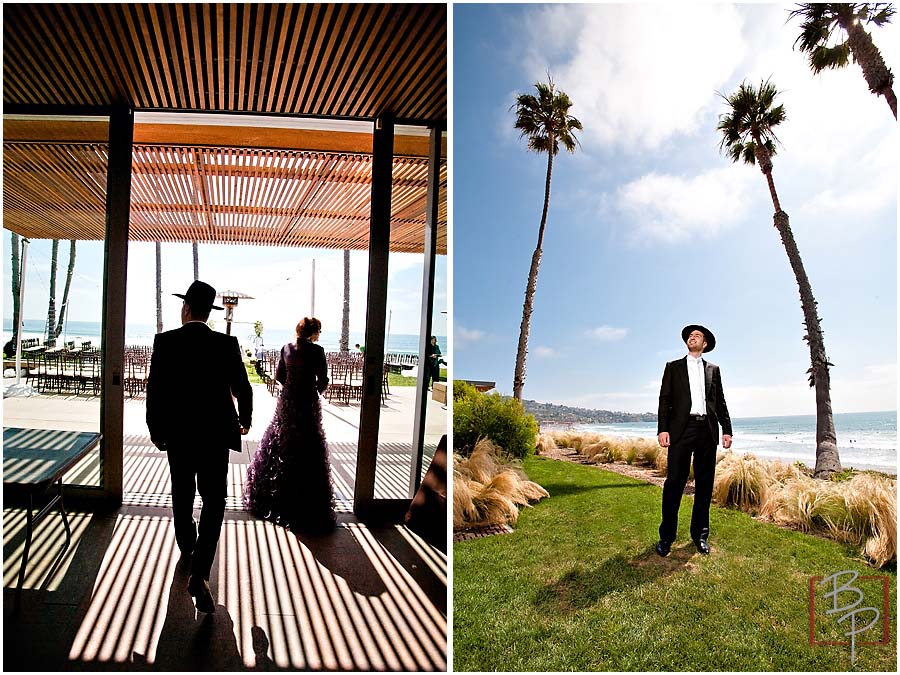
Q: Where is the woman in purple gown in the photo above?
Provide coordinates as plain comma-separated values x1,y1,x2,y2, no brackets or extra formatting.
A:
243,317,336,533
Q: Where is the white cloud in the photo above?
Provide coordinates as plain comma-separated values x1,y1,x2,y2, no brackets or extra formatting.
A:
534,345,559,359
617,165,753,243
519,3,746,152
586,325,628,341
456,325,486,348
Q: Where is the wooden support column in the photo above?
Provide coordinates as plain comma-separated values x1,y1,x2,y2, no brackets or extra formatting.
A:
100,106,133,505
409,126,442,495
354,115,394,515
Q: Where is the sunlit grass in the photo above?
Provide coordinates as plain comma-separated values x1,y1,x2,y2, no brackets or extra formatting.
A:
453,456,897,672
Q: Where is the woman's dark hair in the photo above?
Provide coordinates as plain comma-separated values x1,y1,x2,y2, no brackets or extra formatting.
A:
296,317,322,340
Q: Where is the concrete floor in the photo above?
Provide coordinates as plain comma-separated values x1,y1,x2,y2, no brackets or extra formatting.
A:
2,382,448,670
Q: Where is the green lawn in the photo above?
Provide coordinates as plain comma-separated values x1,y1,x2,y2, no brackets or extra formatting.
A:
244,360,266,385
388,368,447,387
454,456,897,672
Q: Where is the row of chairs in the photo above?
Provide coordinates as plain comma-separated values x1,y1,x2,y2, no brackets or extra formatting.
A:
24,347,102,395
124,346,152,398
255,350,391,405
20,343,145,397
327,355,392,405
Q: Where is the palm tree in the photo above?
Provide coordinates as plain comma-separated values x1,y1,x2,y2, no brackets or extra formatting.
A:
155,242,163,333
789,3,897,118
46,240,59,344
718,79,841,479
341,249,350,353
53,240,76,339
192,241,199,280
510,75,582,401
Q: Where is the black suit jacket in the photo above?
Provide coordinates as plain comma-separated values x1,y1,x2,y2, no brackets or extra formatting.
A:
657,356,732,446
146,322,253,452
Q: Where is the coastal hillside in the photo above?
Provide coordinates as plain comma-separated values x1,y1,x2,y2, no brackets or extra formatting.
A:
522,399,656,425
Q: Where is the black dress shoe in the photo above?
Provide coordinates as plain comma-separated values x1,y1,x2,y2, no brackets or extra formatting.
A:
188,575,215,613
694,539,710,555
655,540,672,557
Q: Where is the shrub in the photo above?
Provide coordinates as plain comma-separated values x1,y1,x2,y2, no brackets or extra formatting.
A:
453,380,539,459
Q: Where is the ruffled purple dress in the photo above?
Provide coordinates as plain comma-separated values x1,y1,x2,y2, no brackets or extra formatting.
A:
243,339,336,533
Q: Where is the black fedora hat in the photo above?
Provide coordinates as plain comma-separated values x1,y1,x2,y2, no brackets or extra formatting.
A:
682,324,715,353
174,280,224,311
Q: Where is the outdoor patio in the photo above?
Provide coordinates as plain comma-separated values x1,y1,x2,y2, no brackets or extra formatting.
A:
3,382,447,670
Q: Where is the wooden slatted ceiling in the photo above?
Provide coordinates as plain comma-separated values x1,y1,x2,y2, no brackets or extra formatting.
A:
2,3,446,123
3,143,447,254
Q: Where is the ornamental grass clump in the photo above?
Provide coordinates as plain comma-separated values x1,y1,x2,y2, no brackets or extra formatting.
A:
453,438,550,530
535,433,557,455
582,438,621,464
631,437,661,466
549,430,576,448
712,452,772,512
758,469,896,567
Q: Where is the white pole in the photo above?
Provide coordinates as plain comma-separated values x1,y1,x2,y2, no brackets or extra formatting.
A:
14,238,29,385
311,258,315,316
386,309,392,356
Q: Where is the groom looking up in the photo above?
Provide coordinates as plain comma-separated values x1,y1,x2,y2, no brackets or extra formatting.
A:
146,280,253,613
656,325,732,557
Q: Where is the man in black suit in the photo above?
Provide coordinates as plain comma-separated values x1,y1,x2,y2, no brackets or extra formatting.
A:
656,325,732,557
146,280,253,613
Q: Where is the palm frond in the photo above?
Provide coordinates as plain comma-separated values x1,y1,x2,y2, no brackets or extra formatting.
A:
792,13,834,53
868,4,896,26
742,143,757,165
717,78,786,162
512,75,581,157
809,41,851,73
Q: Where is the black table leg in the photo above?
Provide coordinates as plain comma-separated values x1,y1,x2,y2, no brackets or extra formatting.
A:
14,493,34,613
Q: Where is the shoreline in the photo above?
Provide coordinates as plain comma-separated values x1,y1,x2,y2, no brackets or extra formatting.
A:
540,424,897,478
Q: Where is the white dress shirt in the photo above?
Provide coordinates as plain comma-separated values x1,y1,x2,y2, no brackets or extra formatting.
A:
687,354,706,416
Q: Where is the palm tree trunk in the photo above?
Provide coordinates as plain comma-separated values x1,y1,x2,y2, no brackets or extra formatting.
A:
772,211,840,477
513,146,554,401
192,241,199,280
156,242,163,334
47,240,58,344
11,232,20,340
54,240,76,339
341,249,350,353
755,138,840,477
842,15,897,119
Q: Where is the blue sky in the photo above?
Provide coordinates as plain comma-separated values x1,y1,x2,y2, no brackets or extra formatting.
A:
453,3,898,417
3,240,447,343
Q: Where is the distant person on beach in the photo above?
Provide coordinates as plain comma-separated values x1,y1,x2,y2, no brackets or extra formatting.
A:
426,335,444,390
146,280,253,614
243,317,337,534
355,343,365,354
655,325,732,557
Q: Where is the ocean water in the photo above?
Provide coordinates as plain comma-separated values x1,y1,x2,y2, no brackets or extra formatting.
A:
570,411,897,474
3,319,445,356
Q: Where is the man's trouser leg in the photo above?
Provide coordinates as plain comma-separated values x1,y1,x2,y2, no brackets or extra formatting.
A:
659,420,708,542
166,451,198,555
192,447,230,580
690,432,717,542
